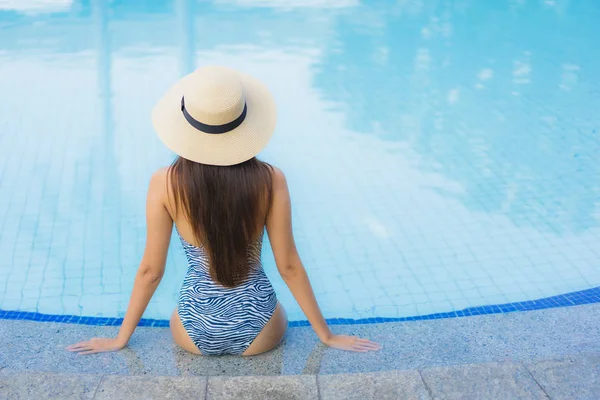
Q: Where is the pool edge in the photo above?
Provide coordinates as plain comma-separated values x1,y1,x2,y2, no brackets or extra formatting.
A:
1,285,599,327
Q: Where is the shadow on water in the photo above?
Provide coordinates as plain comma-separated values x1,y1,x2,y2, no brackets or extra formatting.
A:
175,0,196,76
91,0,123,306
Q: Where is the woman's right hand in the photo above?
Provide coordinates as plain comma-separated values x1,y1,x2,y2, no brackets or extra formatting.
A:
67,337,127,355
322,334,381,352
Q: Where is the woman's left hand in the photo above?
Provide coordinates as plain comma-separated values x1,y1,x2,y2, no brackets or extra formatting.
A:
67,338,126,355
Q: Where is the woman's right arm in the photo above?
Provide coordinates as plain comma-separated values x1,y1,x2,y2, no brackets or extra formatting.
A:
266,168,380,352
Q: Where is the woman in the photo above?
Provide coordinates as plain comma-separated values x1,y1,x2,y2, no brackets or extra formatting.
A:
68,66,380,356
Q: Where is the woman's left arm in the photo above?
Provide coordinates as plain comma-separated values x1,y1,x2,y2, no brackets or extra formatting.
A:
68,169,173,355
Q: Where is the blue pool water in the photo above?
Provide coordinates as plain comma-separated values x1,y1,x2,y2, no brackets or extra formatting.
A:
0,0,599,324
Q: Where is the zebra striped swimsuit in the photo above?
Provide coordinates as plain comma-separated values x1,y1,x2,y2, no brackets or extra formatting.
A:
176,231,278,356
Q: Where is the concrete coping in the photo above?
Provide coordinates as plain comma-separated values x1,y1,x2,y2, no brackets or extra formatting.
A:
1,354,599,399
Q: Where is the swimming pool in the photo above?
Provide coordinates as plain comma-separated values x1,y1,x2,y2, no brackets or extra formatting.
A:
0,0,599,325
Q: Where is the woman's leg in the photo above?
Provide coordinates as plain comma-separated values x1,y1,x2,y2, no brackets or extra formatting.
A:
242,302,288,356
169,309,202,355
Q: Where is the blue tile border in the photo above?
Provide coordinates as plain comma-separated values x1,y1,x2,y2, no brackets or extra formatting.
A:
1,285,599,327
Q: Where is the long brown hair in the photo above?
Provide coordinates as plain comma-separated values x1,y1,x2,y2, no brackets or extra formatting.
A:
168,156,273,287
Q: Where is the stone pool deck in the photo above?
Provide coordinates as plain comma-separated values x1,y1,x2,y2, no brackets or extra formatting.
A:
1,303,599,399
1,354,599,399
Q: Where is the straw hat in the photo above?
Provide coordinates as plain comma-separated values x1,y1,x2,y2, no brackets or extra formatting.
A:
152,66,277,166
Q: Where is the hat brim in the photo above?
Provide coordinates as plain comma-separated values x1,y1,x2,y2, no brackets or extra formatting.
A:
152,70,276,166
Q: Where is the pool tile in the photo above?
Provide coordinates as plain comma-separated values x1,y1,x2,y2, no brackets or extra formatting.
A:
0,0,599,326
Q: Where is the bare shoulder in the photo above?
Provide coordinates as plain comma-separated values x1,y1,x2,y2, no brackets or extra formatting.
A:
268,165,287,190
148,167,170,198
